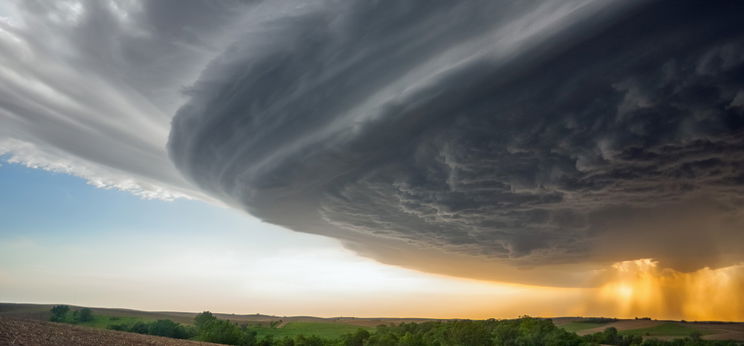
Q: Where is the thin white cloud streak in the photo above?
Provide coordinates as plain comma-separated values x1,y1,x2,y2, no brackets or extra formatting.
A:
0,138,189,200
0,0,249,200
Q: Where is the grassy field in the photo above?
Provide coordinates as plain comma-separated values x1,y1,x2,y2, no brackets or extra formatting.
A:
560,321,611,333
620,322,711,337
253,322,372,339
77,314,152,329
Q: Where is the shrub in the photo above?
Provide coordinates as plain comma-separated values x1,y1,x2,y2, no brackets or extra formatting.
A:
76,308,94,323
50,305,70,322
194,311,254,345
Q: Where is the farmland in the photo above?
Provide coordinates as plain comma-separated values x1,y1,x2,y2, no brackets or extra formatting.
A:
0,317,220,346
2,303,744,345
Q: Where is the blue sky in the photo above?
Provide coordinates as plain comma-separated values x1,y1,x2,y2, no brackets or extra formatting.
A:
1,160,236,236
0,158,313,255
0,159,556,318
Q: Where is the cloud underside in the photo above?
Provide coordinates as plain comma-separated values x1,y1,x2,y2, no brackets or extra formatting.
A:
169,0,744,285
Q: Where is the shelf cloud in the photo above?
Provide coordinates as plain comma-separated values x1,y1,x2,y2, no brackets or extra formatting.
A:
170,0,744,285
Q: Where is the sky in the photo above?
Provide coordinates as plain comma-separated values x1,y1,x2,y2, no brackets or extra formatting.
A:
0,160,584,319
1,0,744,321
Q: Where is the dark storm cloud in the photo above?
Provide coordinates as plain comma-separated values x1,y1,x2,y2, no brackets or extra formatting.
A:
170,0,744,283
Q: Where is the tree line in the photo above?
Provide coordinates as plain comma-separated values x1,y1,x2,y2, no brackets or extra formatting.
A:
49,305,93,323
49,306,738,346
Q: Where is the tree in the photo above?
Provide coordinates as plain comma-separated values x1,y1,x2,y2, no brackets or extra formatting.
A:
292,335,325,346
50,305,70,322
194,312,250,345
76,308,93,323
601,326,619,345
341,329,371,346
130,321,149,334
195,311,217,330
148,319,194,339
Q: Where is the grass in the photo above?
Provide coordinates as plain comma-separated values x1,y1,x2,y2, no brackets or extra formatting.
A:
620,323,711,337
253,322,372,339
560,321,611,332
78,315,151,329
54,312,152,330
79,313,370,340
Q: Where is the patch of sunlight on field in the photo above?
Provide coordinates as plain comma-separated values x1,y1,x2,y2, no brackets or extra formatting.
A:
560,322,610,333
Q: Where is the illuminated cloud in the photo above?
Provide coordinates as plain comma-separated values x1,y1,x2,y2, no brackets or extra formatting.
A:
170,0,744,284
590,259,744,321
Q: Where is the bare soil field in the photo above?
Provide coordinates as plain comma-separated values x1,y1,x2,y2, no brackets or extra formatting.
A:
695,323,744,341
0,317,221,346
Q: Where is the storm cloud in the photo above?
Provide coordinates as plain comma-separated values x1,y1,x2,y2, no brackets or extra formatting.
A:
169,0,744,284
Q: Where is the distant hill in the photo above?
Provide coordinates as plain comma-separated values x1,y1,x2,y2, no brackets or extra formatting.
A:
0,302,437,327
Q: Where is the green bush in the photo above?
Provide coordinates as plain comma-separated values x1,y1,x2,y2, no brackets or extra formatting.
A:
194,311,257,345
106,319,196,339
50,305,70,322
76,308,94,323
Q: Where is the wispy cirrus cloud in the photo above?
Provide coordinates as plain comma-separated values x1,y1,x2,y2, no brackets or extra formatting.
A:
0,0,251,199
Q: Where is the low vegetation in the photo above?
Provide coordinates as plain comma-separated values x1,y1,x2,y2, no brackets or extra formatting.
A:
254,321,371,340
50,305,152,330
47,306,738,346
49,305,94,323
620,323,711,338
109,318,196,339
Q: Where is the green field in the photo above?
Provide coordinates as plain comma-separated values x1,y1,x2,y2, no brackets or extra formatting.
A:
77,315,152,329
51,312,152,330
620,323,710,337
560,321,610,332
254,322,372,339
